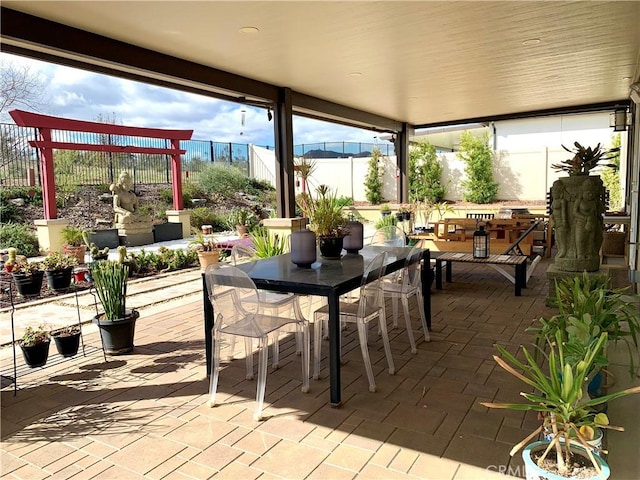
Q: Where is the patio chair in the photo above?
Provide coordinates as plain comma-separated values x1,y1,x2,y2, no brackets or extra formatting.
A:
380,244,429,354
312,251,394,392
204,263,309,421
230,243,307,362
369,226,406,247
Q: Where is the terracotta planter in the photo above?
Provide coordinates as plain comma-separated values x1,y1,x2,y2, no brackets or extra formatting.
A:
63,245,87,265
236,225,250,237
197,251,220,271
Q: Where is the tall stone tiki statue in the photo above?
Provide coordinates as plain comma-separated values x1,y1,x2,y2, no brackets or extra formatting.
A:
550,175,605,272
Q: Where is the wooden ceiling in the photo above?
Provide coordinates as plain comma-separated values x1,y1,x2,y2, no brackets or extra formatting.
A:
2,1,639,129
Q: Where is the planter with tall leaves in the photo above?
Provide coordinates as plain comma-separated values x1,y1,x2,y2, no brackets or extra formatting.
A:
91,256,138,355
297,184,347,259
482,331,640,479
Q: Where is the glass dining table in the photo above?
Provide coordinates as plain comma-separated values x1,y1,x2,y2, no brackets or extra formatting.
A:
202,245,432,407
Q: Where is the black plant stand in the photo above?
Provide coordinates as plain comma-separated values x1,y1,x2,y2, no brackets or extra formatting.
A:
2,279,88,395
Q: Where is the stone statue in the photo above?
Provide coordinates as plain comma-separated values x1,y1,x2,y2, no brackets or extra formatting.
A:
110,171,149,225
551,176,604,272
110,171,153,246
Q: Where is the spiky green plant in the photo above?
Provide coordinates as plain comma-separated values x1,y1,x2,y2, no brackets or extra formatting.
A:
91,260,129,320
552,142,619,176
250,227,288,258
482,331,640,477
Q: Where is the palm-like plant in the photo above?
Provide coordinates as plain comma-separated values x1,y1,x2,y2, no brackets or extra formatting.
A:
298,185,346,238
552,142,619,176
482,331,640,477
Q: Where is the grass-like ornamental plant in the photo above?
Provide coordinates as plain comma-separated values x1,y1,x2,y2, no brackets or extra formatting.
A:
91,260,129,320
481,331,640,477
250,227,288,258
297,184,347,238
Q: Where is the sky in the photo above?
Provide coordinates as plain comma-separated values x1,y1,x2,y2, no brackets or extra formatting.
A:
0,52,382,148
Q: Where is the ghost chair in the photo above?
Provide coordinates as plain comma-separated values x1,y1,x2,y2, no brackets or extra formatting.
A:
205,263,309,421
312,251,394,393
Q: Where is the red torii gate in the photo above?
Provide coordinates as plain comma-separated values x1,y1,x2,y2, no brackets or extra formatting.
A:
9,109,193,219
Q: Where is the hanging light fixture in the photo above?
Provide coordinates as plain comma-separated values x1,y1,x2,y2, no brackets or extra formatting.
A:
609,107,631,131
473,225,489,258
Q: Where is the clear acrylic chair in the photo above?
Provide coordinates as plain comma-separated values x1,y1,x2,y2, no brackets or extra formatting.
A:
369,226,407,248
380,244,430,354
230,242,306,362
312,251,395,393
204,263,309,421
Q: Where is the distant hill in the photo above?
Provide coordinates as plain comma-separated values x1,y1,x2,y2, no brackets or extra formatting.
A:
302,149,373,159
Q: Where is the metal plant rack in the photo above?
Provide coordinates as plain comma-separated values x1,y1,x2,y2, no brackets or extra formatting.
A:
1,277,98,395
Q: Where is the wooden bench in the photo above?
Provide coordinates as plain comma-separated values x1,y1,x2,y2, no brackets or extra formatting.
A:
434,252,528,296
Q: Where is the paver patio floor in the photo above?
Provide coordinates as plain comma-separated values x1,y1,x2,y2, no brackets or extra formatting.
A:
2,256,638,479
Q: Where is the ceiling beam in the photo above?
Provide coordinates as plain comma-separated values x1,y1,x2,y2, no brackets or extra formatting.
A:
415,101,632,129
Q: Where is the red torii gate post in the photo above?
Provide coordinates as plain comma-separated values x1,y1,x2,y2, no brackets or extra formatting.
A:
9,110,193,252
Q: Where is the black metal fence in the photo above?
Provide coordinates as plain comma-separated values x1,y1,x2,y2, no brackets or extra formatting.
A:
1,124,393,187
0,123,250,187
294,141,395,158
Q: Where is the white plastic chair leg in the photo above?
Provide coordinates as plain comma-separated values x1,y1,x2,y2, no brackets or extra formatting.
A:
416,291,430,342
244,337,254,380
356,321,377,393
378,309,395,376
207,330,222,408
272,332,280,370
401,296,417,354
254,337,269,421
391,296,399,328
313,312,323,380
300,322,310,393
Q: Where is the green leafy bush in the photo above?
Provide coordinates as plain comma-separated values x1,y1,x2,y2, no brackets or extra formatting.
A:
198,164,248,198
190,207,227,232
364,147,384,204
0,223,40,257
0,201,19,223
336,196,354,208
0,186,43,205
457,131,499,204
409,141,445,203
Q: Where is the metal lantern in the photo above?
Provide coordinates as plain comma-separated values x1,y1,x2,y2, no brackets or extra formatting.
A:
473,225,489,258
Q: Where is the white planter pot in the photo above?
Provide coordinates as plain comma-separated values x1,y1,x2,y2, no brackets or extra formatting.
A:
522,441,610,480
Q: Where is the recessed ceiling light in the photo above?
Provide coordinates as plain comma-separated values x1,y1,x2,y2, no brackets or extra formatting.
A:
408,96,418,100
522,38,541,46
348,72,363,77
622,76,632,81
239,26,259,34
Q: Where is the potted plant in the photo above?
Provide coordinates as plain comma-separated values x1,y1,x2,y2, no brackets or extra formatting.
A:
11,259,45,297
481,330,640,479
61,226,87,265
51,325,81,358
42,251,78,292
298,184,347,259
250,226,288,258
226,207,257,237
83,230,110,261
380,204,391,217
19,325,51,368
189,232,223,270
91,257,139,355
550,142,618,272
536,272,640,380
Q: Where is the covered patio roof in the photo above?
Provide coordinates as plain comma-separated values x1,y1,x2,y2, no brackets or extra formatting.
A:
1,2,638,214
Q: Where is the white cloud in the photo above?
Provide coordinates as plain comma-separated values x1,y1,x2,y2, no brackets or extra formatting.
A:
1,52,383,148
